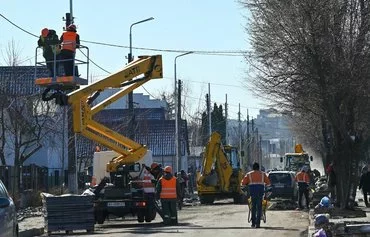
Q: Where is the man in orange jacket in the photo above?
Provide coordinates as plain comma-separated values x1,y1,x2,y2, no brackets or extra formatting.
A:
295,166,310,209
60,24,80,76
241,162,271,228
156,166,180,225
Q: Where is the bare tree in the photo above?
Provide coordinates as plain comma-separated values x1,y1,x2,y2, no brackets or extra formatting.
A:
240,0,370,208
1,40,62,194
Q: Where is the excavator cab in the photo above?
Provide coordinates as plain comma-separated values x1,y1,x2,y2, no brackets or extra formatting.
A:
34,44,89,105
224,145,240,169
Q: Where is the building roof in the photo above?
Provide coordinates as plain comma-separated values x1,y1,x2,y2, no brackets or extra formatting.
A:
0,66,48,96
77,109,188,157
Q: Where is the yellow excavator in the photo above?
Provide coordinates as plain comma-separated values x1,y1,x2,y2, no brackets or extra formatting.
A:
35,54,163,224
197,132,246,204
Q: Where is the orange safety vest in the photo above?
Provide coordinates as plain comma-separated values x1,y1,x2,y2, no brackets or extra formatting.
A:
295,171,310,184
142,169,155,193
61,31,77,52
241,170,271,186
159,177,177,199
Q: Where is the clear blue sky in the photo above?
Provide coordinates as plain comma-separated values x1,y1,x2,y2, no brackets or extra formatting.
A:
1,0,267,119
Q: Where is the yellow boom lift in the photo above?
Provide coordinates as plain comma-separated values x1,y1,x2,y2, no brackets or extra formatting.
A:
35,54,163,224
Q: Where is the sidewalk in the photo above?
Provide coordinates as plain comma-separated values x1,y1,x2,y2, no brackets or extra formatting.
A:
308,190,370,236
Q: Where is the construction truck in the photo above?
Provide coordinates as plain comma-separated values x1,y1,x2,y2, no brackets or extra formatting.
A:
35,54,163,224
196,132,245,204
280,144,313,172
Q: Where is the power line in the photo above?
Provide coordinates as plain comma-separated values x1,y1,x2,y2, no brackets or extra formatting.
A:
0,13,38,38
0,13,251,57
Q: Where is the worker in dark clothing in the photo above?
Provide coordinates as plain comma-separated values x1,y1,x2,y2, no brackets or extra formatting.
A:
38,28,60,77
143,162,163,184
156,166,180,225
359,168,370,207
60,24,80,76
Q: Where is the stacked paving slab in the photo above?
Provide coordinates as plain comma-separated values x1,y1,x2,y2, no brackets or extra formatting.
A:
42,194,94,234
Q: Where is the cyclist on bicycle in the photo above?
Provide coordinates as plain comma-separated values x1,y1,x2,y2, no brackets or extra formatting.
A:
241,162,271,228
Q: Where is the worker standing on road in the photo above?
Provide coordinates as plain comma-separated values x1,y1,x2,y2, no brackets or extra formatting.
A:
359,167,370,207
241,162,271,228
156,166,180,225
295,166,310,210
38,28,60,77
60,24,80,76
143,162,163,184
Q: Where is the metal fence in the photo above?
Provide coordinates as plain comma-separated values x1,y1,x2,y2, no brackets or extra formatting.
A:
0,165,69,194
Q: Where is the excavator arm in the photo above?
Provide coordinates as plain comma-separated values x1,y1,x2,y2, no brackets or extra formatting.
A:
66,55,163,172
198,132,233,192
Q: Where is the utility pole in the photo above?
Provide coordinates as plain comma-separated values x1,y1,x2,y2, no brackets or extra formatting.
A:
177,80,182,171
65,2,78,194
208,83,212,137
206,94,211,137
247,110,250,169
238,103,242,167
251,118,255,162
225,94,228,144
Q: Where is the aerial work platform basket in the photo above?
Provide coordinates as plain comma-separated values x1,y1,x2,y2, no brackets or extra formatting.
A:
34,45,89,90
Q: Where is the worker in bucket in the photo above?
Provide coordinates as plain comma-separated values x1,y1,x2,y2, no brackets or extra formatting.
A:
241,162,271,228
59,24,80,76
38,28,60,77
156,166,180,225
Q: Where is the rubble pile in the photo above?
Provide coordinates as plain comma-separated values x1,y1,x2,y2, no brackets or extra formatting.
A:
17,206,43,222
268,200,297,210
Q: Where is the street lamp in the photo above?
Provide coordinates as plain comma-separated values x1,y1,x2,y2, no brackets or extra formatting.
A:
127,17,154,139
128,17,155,63
174,51,193,173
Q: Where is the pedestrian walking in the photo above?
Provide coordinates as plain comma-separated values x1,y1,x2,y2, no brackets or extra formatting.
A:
241,162,271,228
156,166,180,225
359,167,370,207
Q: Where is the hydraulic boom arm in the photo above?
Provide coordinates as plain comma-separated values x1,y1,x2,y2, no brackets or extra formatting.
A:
198,132,233,192
67,55,163,172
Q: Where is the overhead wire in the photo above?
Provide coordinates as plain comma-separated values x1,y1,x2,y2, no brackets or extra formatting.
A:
1,13,261,116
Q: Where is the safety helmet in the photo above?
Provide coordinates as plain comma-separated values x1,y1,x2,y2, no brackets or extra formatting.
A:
41,28,49,37
67,24,77,31
314,214,329,227
164,166,172,173
151,162,159,169
319,196,331,208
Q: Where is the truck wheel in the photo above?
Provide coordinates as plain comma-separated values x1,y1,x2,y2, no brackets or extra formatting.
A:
234,194,246,204
200,196,214,204
137,210,145,223
145,208,156,222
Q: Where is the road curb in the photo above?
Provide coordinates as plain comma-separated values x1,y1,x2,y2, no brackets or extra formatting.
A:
20,227,44,237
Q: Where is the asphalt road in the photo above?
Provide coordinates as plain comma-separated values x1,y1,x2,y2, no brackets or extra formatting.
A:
41,200,309,237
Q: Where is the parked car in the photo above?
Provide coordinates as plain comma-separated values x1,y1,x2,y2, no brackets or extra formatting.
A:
268,171,297,200
0,179,18,237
